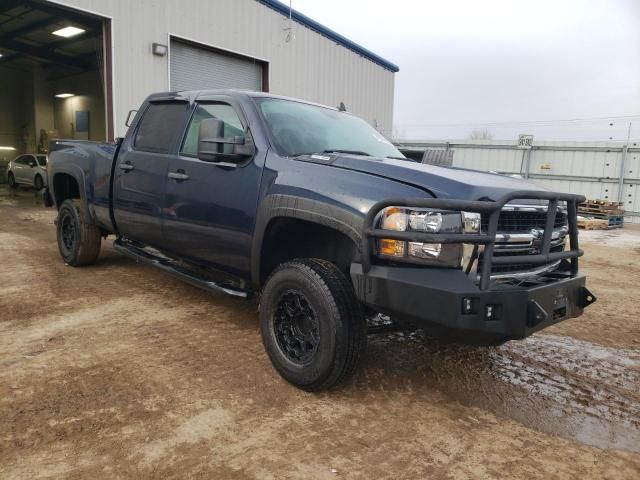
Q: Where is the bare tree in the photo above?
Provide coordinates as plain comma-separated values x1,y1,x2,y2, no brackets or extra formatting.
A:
467,128,495,140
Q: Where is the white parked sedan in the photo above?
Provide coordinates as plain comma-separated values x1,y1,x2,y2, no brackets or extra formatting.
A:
7,154,48,190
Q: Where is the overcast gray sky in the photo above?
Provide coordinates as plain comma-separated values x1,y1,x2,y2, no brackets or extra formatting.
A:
292,0,640,141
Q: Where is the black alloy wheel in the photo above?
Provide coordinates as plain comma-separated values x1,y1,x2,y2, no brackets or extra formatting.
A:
273,290,320,364
55,199,102,266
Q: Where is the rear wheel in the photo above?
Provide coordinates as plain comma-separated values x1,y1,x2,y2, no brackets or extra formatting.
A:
34,174,43,191
56,199,101,266
8,173,17,190
260,258,367,391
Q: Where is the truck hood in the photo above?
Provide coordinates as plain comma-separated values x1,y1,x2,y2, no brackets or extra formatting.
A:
326,155,545,201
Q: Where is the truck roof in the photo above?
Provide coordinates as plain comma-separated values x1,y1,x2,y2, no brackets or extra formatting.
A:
145,89,339,111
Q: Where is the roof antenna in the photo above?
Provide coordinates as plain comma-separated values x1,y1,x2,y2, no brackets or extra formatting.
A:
338,102,347,112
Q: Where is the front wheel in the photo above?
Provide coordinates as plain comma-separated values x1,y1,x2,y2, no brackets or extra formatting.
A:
8,173,17,190
260,258,367,391
56,199,101,266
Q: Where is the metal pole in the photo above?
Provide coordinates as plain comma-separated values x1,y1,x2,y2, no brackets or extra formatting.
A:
524,148,532,179
617,122,632,203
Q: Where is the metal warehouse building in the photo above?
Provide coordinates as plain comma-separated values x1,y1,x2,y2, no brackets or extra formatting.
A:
0,0,398,158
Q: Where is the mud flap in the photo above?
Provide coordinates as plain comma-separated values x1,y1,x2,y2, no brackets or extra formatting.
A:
42,188,53,208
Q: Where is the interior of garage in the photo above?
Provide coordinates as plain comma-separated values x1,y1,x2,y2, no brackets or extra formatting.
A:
0,0,109,176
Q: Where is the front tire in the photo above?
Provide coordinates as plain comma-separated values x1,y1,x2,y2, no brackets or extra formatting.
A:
56,199,101,266
8,173,17,190
260,258,367,391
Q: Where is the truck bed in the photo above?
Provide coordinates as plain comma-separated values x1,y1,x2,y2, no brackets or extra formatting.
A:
48,139,118,233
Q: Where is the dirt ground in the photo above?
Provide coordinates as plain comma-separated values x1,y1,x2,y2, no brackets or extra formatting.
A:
1,186,639,479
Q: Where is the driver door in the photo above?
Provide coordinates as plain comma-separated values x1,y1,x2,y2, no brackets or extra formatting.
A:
162,98,262,277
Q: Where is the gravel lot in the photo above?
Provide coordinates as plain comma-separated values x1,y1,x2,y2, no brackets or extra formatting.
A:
1,186,640,479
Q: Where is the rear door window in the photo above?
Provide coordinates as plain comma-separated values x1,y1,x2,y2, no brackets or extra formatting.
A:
134,102,188,153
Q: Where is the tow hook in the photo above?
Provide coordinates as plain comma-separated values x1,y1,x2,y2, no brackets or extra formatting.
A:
578,286,597,308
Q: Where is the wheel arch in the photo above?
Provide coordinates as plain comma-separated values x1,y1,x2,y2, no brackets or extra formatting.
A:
251,194,364,286
50,166,97,226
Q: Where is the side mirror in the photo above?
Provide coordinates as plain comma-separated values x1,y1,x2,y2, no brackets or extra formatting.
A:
29,161,36,168
125,109,138,127
197,118,255,162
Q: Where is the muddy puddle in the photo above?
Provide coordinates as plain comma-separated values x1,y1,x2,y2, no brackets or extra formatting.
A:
368,331,640,452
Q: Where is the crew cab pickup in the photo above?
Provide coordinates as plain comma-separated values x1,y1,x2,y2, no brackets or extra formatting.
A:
44,90,595,391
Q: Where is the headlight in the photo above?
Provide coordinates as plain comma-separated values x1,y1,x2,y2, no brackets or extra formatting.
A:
376,207,480,267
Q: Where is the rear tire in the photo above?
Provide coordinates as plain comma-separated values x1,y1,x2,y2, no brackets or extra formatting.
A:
56,199,101,266
8,173,17,190
34,174,43,191
260,258,367,391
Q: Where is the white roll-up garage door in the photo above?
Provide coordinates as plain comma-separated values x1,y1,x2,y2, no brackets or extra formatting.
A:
170,39,263,92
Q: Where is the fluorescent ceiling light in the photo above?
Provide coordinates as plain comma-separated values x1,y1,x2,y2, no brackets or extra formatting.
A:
0,53,3,58
55,93,75,98
52,26,85,38
0,146,16,150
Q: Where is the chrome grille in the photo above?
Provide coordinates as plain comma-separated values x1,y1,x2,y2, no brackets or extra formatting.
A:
481,206,568,277
481,209,568,233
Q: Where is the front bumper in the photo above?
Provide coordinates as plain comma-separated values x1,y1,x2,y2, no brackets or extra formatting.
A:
351,263,595,344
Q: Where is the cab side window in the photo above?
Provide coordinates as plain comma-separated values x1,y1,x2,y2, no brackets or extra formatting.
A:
181,103,244,156
134,102,187,153
17,155,34,166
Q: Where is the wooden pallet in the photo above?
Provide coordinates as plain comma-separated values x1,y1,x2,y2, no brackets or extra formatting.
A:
578,207,625,216
578,199,624,216
577,218,609,230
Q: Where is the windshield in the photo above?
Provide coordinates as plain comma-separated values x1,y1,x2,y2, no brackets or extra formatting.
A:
36,155,47,166
256,98,404,159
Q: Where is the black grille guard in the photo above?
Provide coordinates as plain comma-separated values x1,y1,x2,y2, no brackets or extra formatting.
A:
362,190,585,290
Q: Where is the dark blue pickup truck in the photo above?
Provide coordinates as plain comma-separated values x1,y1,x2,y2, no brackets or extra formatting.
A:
44,89,595,390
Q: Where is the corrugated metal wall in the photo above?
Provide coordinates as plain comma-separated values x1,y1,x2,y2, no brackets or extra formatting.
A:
49,0,395,139
396,140,640,223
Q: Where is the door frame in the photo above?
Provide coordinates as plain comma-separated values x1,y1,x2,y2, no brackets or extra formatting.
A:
38,1,115,142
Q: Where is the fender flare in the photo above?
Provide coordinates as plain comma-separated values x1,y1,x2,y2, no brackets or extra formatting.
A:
50,165,96,223
250,194,364,285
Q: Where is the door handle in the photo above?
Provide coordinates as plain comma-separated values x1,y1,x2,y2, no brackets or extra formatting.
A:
168,171,190,181
119,163,134,171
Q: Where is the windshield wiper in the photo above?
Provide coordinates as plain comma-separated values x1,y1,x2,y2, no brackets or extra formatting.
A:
322,149,371,156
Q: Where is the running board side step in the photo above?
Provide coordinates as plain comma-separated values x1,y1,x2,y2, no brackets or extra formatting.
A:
113,239,248,299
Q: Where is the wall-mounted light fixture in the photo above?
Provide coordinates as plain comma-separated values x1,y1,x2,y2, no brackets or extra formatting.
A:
152,42,168,56
55,93,75,98
52,26,86,38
